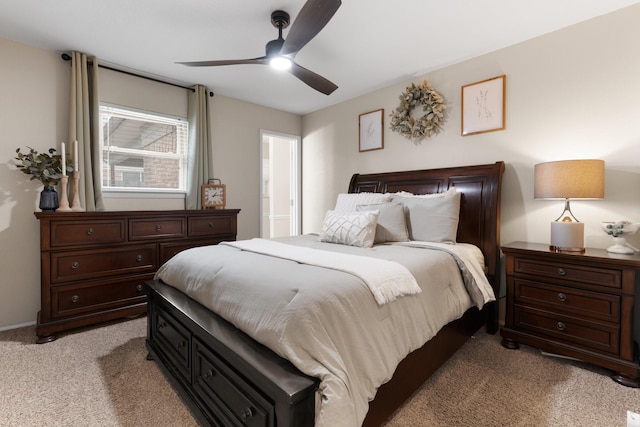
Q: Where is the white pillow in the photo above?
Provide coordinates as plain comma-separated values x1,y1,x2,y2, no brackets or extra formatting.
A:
356,203,409,243
319,210,379,248
333,192,392,213
393,187,457,198
392,190,461,243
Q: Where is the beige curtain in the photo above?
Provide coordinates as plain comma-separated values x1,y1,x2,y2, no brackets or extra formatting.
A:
185,85,213,210
69,51,104,211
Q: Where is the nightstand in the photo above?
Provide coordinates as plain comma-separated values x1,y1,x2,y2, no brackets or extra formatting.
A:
500,241,640,387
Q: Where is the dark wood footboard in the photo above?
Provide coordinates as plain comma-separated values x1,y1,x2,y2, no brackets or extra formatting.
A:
146,280,318,427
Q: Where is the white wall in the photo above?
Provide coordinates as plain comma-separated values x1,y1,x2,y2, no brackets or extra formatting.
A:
302,5,640,254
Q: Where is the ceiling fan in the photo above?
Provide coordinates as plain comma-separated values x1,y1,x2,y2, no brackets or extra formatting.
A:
177,0,341,95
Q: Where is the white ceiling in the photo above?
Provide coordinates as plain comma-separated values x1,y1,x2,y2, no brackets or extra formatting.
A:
1,0,638,115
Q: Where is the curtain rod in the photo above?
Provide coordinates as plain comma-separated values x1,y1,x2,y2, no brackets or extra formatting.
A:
61,53,214,97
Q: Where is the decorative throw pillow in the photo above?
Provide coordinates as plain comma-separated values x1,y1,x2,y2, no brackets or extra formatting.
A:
392,190,461,243
319,210,380,248
333,192,392,213
356,203,409,243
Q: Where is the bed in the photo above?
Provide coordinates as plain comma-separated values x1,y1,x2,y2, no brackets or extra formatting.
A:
145,161,505,427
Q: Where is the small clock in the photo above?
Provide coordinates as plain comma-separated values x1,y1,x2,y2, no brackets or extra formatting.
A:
202,183,226,209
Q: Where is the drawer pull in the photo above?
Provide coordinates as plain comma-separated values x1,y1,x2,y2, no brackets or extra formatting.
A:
87,228,94,235
136,284,144,292
176,340,186,349
71,261,79,269
208,222,215,229
158,321,167,330
156,225,162,232
203,369,216,379
557,267,566,276
557,293,567,302
71,295,80,303
136,255,143,262
556,322,566,331
241,407,253,421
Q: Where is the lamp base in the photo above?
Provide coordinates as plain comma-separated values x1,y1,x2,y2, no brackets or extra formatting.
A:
550,221,584,253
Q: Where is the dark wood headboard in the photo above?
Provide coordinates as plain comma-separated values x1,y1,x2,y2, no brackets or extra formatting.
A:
348,161,505,328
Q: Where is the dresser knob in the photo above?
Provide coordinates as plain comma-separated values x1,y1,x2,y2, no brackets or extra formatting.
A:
156,225,162,231
203,369,215,379
556,322,566,331
557,268,566,276
158,321,167,329
71,261,79,269
176,340,186,349
557,293,567,302
136,255,143,262
208,222,215,229
241,407,253,421
136,284,144,292
71,295,79,303
87,228,94,235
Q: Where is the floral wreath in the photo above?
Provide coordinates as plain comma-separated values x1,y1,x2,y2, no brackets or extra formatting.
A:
389,80,446,140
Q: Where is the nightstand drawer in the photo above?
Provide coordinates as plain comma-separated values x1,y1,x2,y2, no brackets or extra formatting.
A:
51,245,157,283
188,215,235,238
129,218,186,241
514,279,620,323
513,257,621,289
50,219,126,247
514,306,619,354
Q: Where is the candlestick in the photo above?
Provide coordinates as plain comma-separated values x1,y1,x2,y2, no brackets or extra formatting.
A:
74,140,79,172
70,171,84,211
57,175,71,211
61,142,66,177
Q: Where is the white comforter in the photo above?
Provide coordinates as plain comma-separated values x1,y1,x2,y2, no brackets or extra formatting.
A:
155,234,494,427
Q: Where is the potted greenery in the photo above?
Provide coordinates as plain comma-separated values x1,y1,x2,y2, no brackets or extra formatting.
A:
14,147,71,211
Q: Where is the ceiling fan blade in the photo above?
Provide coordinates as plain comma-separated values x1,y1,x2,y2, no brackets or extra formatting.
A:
177,57,268,67
289,61,338,95
280,0,341,56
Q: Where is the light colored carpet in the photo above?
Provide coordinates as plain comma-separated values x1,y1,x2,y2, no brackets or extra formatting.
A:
0,318,637,426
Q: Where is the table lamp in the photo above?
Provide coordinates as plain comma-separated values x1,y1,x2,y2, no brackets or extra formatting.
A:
534,159,605,252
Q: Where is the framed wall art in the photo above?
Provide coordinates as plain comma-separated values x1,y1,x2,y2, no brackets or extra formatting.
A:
461,75,506,136
358,109,384,152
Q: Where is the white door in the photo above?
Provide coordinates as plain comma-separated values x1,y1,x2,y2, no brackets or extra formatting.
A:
259,130,301,238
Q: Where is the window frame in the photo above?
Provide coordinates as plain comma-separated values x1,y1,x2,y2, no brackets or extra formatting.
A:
99,103,189,196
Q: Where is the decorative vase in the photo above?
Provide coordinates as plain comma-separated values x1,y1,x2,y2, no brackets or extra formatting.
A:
39,186,59,212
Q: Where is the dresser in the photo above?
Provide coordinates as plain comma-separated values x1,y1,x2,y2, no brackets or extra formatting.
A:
500,241,640,387
35,209,240,343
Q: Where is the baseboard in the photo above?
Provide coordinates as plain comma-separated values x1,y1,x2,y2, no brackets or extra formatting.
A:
0,320,36,332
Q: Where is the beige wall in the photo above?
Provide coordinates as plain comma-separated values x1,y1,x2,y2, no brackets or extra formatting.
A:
0,40,300,329
302,5,640,256
1,5,638,329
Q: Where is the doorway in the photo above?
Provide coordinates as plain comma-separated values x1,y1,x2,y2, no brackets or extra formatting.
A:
259,130,301,238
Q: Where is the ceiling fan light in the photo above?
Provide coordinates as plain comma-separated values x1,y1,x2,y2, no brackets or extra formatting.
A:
270,56,292,70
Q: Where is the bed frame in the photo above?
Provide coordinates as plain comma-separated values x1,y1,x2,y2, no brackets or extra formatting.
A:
145,161,504,427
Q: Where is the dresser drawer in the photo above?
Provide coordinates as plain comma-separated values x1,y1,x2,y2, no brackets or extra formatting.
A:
52,275,149,318
514,279,620,323
193,338,273,427
50,219,126,247
51,245,157,283
513,257,622,289
159,241,221,265
189,215,235,238
129,218,186,241
152,308,191,382
514,306,620,354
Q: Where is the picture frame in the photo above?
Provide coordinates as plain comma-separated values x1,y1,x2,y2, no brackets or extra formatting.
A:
359,109,384,152
461,75,506,136
201,181,226,209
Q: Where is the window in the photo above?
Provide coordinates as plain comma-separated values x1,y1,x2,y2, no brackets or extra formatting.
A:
100,104,189,192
